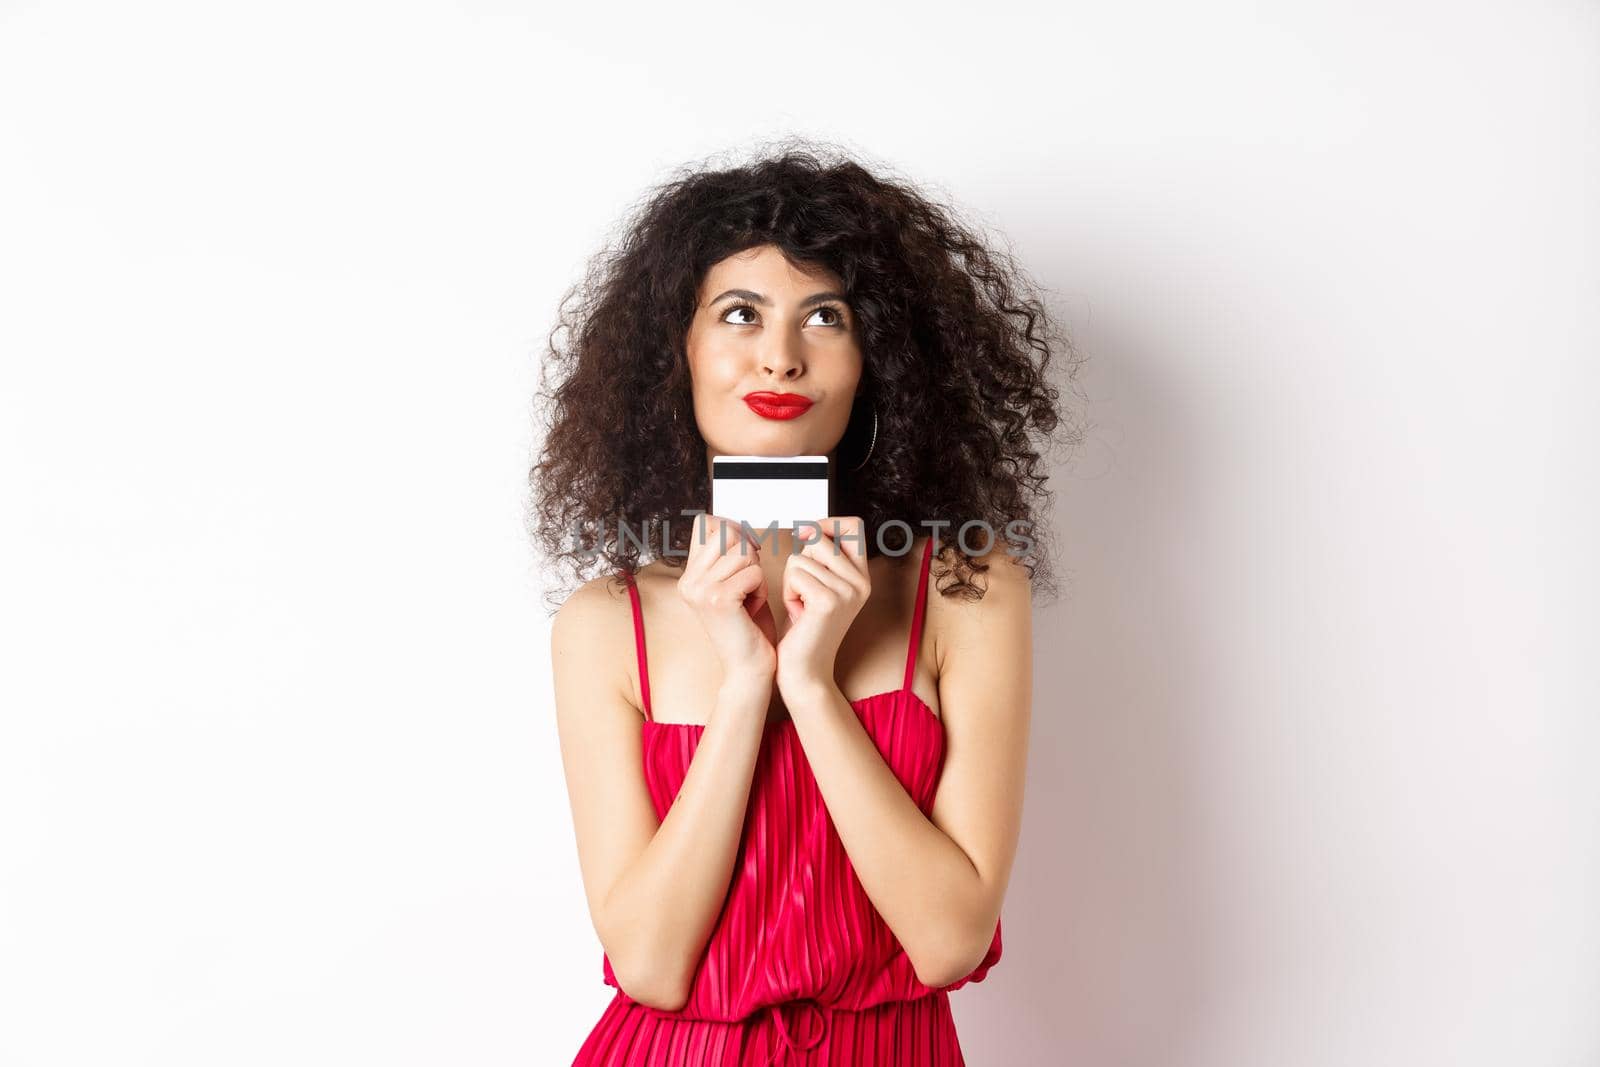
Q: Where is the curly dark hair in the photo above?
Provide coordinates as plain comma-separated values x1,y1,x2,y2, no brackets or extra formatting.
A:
527,137,1086,613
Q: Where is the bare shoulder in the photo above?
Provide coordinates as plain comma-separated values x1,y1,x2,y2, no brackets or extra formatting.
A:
551,571,638,717
552,571,632,643
927,536,1034,669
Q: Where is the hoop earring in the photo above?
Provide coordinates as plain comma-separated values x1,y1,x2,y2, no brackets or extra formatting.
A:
848,403,878,472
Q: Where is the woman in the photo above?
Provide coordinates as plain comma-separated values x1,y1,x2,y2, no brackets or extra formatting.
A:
531,142,1077,1065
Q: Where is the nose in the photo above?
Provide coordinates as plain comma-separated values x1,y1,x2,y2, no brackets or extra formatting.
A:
758,332,805,381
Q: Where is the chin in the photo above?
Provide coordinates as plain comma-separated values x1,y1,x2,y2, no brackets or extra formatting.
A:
736,429,816,456
730,444,811,457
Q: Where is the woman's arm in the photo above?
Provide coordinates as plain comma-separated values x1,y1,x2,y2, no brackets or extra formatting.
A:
783,546,1032,988
552,578,771,1011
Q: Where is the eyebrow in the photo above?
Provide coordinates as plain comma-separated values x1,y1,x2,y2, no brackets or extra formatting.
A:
707,288,848,309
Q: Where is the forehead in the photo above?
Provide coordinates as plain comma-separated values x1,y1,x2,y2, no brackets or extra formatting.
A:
699,244,841,296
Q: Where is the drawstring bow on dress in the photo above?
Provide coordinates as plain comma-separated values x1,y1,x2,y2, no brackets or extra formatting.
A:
760,998,827,1065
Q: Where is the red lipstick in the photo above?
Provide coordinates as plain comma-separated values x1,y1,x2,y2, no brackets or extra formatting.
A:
743,391,814,420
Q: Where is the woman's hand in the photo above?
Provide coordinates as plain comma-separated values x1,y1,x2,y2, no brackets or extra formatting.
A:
678,513,779,687
776,517,871,700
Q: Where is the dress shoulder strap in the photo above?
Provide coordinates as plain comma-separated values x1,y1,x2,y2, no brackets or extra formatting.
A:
902,536,935,692
621,571,653,722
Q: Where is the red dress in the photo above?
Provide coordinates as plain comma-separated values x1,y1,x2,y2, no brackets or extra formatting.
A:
572,536,1004,1066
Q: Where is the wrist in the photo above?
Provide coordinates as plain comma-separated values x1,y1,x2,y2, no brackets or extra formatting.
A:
718,669,774,699
776,670,838,710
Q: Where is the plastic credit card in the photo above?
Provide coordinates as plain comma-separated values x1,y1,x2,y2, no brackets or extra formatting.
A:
710,455,832,541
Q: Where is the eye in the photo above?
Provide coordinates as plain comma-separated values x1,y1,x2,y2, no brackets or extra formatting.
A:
718,302,848,327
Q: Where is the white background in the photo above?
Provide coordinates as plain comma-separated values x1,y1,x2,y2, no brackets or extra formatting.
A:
2,2,1595,1064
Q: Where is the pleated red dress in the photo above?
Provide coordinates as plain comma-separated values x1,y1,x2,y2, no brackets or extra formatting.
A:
572,535,1003,1066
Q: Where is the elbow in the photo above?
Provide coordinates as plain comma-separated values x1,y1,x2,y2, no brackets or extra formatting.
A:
600,920,693,1011
609,952,691,1013
912,954,971,992
596,894,696,1012
911,922,991,990
628,977,692,1015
